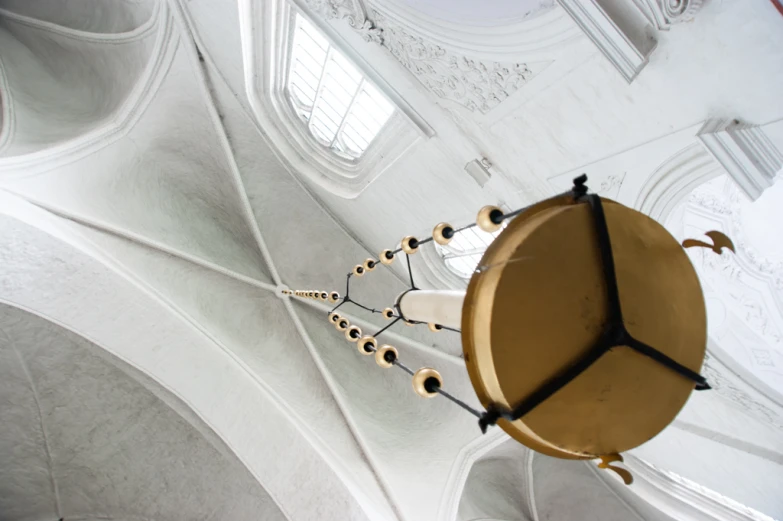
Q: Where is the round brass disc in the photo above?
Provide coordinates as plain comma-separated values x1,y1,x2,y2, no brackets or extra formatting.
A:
462,196,706,458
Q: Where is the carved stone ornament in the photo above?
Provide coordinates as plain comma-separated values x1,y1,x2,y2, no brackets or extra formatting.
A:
689,182,783,291
634,0,704,29
372,10,537,113
656,0,703,24
701,353,783,429
302,0,383,43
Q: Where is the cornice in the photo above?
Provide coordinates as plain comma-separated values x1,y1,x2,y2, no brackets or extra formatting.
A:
366,0,582,60
697,119,783,201
556,0,657,83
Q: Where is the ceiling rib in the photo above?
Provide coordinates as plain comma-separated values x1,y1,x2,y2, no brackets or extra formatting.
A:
4,330,63,519
171,5,406,519
282,297,407,521
6,193,276,291
170,0,281,285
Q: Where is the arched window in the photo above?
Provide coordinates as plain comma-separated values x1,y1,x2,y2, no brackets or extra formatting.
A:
241,0,430,197
287,15,394,160
436,224,505,279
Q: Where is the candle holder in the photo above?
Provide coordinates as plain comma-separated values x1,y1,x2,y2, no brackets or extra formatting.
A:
286,175,732,484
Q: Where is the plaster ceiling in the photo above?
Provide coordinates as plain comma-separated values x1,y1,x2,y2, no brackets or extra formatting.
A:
0,303,286,521
1,0,782,520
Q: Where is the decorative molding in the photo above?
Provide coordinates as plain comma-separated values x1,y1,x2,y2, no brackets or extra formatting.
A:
697,119,783,201
689,180,783,291
635,144,722,221
632,0,704,30
685,178,783,397
238,0,425,198
372,10,540,114
621,456,777,521
366,0,581,61
556,0,657,83
299,0,575,115
701,351,783,430
300,0,383,43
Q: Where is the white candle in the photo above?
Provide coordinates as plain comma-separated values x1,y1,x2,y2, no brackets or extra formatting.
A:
398,290,466,329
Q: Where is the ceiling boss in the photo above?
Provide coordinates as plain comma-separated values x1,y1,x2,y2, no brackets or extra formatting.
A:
283,174,730,484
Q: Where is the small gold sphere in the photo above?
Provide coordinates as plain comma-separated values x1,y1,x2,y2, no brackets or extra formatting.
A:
320,292,328,300
428,323,443,332
358,336,377,355
336,318,350,331
382,308,395,320
412,368,442,398
363,258,376,272
345,325,362,342
477,205,504,233
401,236,419,255
375,345,398,368
328,312,341,324
380,249,395,265
432,222,455,246
353,265,365,277
329,291,340,303
308,291,315,298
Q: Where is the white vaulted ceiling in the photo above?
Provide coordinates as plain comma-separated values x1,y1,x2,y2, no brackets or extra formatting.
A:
1,0,783,520
0,303,286,521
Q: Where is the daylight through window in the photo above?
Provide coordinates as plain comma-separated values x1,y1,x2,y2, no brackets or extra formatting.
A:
287,14,394,160
436,224,505,279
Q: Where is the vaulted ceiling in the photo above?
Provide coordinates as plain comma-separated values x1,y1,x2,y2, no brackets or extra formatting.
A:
1,0,782,520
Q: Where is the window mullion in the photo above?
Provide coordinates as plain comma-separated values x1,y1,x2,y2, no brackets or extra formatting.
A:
330,78,365,148
308,46,333,125
446,246,489,257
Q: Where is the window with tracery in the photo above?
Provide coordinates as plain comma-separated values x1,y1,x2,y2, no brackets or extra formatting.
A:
287,14,394,160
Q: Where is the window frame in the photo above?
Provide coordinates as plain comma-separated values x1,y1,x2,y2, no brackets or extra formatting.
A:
284,14,395,162
435,223,506,280
240,0,430,198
